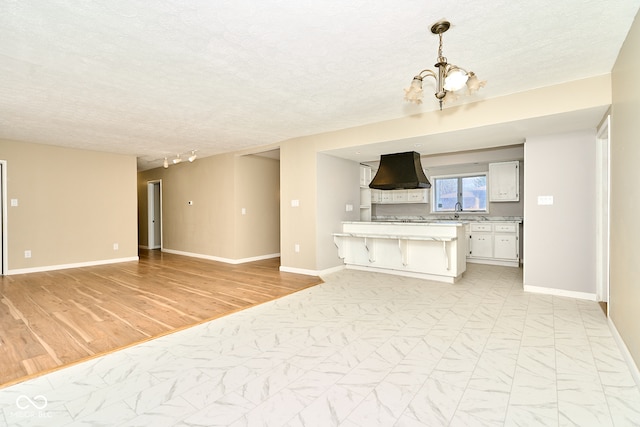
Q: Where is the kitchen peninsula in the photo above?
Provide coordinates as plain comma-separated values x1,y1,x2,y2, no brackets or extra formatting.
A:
333,221,466,283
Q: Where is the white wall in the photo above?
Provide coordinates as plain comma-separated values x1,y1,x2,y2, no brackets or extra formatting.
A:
316,154,360,271
523,130,596,296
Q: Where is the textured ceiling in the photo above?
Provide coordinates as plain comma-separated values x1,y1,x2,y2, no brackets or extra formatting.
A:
1,1,639,170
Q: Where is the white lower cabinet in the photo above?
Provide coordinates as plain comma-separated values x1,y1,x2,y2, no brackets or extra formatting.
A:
494,234,517,259
470,233,493,258
467,221,520,267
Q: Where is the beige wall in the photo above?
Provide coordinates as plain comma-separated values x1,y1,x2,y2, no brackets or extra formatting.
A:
137,152,280,261
234,155,280,258
0,139,138,272
610,11,640,371
280,139,318,272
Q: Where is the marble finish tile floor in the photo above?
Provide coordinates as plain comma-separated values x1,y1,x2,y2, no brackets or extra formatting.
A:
1,264,639,426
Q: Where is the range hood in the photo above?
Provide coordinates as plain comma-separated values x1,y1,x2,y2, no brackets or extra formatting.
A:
369,151,431,190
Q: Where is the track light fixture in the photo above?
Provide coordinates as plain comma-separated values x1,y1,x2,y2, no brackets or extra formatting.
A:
404,20,485,110
161,150,197,168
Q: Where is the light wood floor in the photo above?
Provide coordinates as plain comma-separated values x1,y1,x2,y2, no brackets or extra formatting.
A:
0,250,322,388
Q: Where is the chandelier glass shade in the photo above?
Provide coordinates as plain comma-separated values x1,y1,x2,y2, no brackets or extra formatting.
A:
404,20,485,109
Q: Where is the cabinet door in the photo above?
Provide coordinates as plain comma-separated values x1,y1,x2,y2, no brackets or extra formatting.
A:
470,234,493,258
380,191,393,204
371,189,380,204
494,235,518,260
392,190,408,203
489,161,519,202
407,189,428,203
359,165,372,187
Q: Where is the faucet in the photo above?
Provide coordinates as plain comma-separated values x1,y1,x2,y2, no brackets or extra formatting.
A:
454,201,462,219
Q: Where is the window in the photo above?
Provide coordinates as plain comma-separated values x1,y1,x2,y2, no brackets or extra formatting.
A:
433,174,487,212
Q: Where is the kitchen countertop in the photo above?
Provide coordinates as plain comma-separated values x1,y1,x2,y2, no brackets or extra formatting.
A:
372,215,523,223
343,220,465,226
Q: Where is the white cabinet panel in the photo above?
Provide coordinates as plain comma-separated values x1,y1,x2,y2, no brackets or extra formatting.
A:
392,190,408,203
407,189,429,203
470,223,492,232
470,234,493,258
359,165,372,187
371,189,429,204
494,235,518,260
489,161,519,202
380,191,393,203
359,165,372,221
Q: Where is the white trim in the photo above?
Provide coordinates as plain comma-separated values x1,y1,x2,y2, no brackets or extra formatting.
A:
162,248,280,264
608,317,640,390
318,265,345,277
595,116,611,304
279,264,344,277
466,258,520,268
6,256,139,275
138,244,150,250
523,284,596,301
279,265,321,276
147,180,162,250
0,160,7,275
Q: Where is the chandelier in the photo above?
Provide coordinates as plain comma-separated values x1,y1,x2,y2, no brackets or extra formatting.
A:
404,20,485,109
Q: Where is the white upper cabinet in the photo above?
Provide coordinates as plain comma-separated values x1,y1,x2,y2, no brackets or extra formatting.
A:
371,188,429,204
359,165,372,187
359,165,372,221
489,161,520,202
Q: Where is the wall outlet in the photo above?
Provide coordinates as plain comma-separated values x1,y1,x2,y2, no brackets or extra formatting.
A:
346,204,353,212
294,244,300,253
291,199,299,207
11,199,18,207
241,208,246,215
24,250,31,258
113,243,119,250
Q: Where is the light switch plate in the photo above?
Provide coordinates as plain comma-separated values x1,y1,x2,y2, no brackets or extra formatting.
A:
537,195,554,205
11,199,18,207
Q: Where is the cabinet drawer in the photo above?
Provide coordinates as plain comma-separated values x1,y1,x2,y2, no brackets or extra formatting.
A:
494,223,517,233
470,223,492,232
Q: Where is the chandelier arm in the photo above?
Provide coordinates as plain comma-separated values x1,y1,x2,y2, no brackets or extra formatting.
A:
416,69,437,80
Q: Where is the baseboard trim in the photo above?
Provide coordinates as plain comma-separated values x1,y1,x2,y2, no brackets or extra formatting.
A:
6,256,139,275
279,265,321,276
161,248,280,265
608,317,640,390
523,284,596,301
318,265,345,277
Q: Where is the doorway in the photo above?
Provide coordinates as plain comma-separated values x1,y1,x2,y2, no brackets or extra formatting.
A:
147,180,162,250
596,116,610,313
